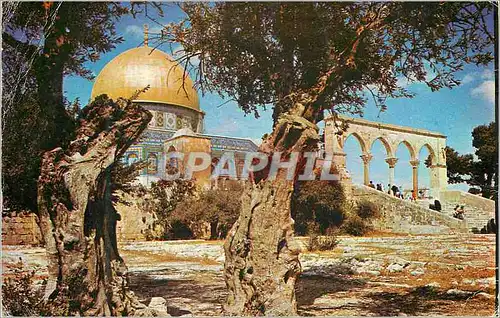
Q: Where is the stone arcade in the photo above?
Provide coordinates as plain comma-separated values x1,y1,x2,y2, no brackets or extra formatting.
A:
324,115,448,199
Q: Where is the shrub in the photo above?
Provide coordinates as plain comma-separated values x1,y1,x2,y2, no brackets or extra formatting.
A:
141,178,198,240
110,159,148,202
171,182,244,239
307,233,339,251
169,219,194,239
356,200,381,219
341,215,371,236
292,180,346,235
2,262,47,316
305,222,339,251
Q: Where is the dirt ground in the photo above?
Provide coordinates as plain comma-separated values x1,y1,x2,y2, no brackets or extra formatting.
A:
2,234,496,316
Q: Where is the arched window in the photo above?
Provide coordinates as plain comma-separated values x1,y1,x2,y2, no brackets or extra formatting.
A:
127,153,139,166
147,153,158,174
211,157,220,174
166,146,179,175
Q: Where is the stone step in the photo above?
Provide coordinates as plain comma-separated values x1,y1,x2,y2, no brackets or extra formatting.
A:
356,186,493,233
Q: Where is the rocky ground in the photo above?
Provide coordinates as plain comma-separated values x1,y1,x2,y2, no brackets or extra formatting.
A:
2,234,496,316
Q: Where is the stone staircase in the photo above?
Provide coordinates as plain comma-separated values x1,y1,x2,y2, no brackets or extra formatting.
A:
351,184,469,234
438,191,495,232
374,189,495,233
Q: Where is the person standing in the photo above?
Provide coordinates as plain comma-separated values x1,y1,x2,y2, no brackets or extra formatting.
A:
391,185,399,197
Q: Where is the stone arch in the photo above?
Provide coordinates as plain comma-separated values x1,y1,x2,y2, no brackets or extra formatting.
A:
343,132,368,153
167,145,176,152
126,152,139,166
418,143,437,166
396,140,416,160
166,146,179,170
369,136,394,157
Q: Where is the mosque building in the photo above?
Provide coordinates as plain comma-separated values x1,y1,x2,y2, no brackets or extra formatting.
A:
90,30,258,187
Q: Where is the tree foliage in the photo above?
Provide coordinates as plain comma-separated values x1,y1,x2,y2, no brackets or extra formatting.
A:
161,2,494,123
2,261,47,316
142,178,198,239
469,122,497,198
2,2,128,211
2,93,44,211
172,182,244,239
291,180,346,235
427,123,497,198
3,2,127,111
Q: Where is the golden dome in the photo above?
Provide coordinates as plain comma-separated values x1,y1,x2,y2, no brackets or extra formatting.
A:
91,46,200,112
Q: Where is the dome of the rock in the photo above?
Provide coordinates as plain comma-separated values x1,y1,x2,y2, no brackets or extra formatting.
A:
88,30,258,193
90,46,199,111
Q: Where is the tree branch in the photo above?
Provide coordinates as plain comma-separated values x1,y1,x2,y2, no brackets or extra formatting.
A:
2,32,38,56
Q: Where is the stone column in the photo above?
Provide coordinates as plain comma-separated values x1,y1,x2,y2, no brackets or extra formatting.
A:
385,157,398,187
410,159,420,199
430,164,448,199
331,151,347,170
360,153,373,186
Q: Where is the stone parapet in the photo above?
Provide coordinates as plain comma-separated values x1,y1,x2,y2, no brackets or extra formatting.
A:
351,185,469,234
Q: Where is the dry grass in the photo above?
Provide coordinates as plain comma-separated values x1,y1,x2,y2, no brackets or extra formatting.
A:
122,249,220,265
378,263,495,293
363,230,412,237
406,246,495,266
357,244,396,255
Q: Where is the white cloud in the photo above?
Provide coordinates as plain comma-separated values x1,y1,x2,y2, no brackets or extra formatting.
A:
481,69,494,80
471,80,495,104
461,73,475,84
395,66,437,88
396,76,410,88
125,25,163,40
460,69,494,85
125,25,143,39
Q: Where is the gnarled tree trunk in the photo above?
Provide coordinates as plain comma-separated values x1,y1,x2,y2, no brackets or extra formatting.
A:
37,96,152,315
224,110,320,315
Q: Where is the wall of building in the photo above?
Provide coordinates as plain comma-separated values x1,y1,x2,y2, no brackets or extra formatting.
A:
114,191,163,241
2,212,43,245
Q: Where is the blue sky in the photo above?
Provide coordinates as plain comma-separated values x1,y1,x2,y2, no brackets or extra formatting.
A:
64,5,496,192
